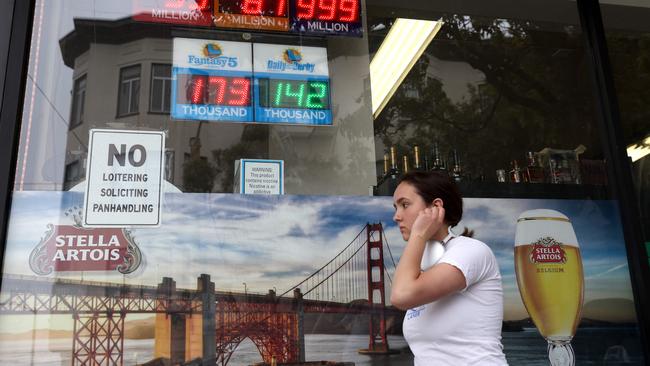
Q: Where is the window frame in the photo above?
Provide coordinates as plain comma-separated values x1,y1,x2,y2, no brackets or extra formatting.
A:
116,63,141,118
149,63,172,114
69,74,86,129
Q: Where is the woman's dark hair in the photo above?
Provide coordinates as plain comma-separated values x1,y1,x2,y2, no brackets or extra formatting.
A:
398,171,472,236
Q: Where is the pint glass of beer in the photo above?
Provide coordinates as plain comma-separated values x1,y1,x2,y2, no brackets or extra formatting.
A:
514,209,584,366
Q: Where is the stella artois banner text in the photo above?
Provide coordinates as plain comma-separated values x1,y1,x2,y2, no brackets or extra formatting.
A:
29,224,141,275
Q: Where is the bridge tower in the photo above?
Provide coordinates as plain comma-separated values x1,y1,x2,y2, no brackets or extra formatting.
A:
359,222,393,354
72,311,125,366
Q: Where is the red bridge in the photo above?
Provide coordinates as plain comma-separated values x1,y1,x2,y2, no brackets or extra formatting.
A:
0,223,402,365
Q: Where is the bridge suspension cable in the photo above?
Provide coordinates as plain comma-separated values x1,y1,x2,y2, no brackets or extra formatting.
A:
279,224,370,303
380,225,398,286
277,223,398,305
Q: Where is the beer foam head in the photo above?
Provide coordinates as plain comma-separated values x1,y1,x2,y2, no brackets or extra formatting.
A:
515,209,579,247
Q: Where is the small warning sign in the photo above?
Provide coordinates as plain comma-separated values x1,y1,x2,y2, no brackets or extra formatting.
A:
239,159,284,195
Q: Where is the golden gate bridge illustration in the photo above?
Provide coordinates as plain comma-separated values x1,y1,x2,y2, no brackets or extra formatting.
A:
0,223,404,365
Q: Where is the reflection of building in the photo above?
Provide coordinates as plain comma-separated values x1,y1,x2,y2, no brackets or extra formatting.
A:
59,18,232,191
59,17,377,194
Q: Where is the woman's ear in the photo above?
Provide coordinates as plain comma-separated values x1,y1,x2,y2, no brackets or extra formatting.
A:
432,198,444,207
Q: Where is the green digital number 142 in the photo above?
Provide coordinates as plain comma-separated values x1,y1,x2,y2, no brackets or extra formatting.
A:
274,81,328,108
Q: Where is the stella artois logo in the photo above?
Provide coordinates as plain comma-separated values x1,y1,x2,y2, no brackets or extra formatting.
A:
28,207,142,275
529,236,567,264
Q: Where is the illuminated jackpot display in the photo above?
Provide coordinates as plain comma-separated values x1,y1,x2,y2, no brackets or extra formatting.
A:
171,38,254,122
253,43,332,125
134,0,363,36
214,0,290,31
213,0,362,36
290,0,362,36
172,38,332,125
258,79,330,109
133,0,213,26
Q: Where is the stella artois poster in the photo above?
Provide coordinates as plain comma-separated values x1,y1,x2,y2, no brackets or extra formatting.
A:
0,192,644,365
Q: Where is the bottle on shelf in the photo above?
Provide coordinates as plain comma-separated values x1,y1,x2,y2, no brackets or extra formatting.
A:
413,145,423,171
524,151,545,183
496,169,507,182
431,142,442,171
451,149,463,182
510,160,523,183
477,169,486,182
383,153,390,177
438,157,447,173
558,159,574,184
388,146,400,179
402,155,410,173
549,158,573,184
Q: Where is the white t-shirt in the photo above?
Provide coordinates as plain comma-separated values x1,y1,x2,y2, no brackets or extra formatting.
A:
403,235,508,366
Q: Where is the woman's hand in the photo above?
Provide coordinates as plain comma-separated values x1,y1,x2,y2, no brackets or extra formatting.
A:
410,204,445,242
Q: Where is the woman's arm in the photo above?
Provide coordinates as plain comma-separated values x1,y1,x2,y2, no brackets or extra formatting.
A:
390,206,466,310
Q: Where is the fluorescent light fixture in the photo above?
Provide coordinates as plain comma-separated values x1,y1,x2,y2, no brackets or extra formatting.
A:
627,135,650,162
370,18,442,119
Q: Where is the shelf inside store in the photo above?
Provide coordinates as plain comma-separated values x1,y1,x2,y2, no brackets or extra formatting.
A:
374,178,610,200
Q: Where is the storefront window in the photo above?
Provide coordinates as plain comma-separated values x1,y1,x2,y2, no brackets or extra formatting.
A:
601,1,650,246
0,0,646,365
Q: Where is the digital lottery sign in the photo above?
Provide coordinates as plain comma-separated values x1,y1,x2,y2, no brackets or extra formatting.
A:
133,0,214,26
171,38,254,122
214,0,290,31
172,38,332,125
289,0,362,36
253,43,331,125
134,0,362,36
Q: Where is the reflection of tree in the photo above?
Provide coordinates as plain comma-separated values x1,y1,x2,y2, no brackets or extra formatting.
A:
183,134,218,192
607,32,650,146
374,15,603,179
212,125,269,192
607,32,650,238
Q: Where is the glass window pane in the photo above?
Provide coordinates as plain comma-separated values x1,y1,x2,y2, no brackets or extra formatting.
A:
151,78,163,112
1,1,646,365
601,1,650,284
163,79,171,112
118,79,130,116
118,65,140,116
150,64,171,113
70,75,86,127
130,79,140,113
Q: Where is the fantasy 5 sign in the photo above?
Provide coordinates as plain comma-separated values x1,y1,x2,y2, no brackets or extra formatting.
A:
172,37,332,125
171,38,254,122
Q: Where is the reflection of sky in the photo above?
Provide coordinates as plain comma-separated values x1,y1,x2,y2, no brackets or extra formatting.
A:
1,192,636,323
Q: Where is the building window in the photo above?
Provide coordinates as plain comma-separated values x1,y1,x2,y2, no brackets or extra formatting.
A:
69,75,86,128
64,160,81,190
150,64,172,113
165,149,175,181
117,64,140,117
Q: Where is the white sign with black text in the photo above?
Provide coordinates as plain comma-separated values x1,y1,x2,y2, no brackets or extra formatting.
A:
240,159,284,195
83,129,165,227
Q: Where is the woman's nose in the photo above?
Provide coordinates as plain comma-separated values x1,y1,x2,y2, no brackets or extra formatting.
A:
393,211,401,222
